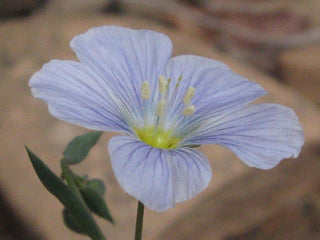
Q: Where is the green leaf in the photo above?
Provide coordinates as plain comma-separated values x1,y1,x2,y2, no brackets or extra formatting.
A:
63,131,102,165
85,179,106,196
26,147,106,240
81,186,114,224
63,208,87,234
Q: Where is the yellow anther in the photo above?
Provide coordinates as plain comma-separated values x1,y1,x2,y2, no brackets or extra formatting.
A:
182,105,195,116
166,78,171,91
176,75,183,88
141,81,150,99
156,100,166,116
159,76,167,94
183,86,196,105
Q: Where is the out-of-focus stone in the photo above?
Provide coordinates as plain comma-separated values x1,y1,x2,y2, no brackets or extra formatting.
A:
279,45,320,104
153,144,320,240
46,0,109,13
0,6,319,240
0,0,47,18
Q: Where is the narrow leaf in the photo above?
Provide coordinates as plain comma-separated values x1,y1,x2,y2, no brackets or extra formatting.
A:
63,131,102,164
81,187,114,224
86,179,106,196
26,147,106,240
63,208,87,234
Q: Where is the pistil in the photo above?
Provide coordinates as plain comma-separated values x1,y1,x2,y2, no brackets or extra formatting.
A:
138,76,197,149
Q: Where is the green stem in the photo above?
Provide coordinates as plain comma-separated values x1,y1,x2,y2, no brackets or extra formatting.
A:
134,201,145,240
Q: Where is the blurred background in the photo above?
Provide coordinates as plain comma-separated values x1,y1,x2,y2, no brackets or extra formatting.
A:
1,0,320,240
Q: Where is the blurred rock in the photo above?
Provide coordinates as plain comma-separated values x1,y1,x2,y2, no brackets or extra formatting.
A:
0,185,45,240
47,0,109,13
120,0,320,75
279,45,320,104
0,0,47,18
153,144,320,240
199,0,315,72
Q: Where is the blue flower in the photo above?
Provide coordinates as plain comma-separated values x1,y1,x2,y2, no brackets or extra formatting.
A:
29,26,304,211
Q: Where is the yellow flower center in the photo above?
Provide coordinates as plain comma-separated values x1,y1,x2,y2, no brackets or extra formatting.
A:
135,127,180,149
137,76,196,149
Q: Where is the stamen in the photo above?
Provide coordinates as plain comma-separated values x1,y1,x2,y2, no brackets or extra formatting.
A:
167,76,182,108
167,78,171,90
156,99,166,116
159,76,167,94
183,87,196,105
182,105,195,116
176,75,182,88
141,81,150,99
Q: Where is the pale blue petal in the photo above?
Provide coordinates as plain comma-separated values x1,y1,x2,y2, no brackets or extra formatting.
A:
29,60,132,133
186,104,304,169
70,26,173,121
162,55,266,133
108,135,212,211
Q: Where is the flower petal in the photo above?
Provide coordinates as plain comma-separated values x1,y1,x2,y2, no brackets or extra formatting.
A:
108,135,212,211
187,104,304,169
29,60,133,133
162,55,267,133
70,26,173,121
